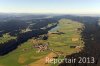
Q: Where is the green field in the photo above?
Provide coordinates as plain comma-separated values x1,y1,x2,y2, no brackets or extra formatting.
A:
48,19,84,66
0,33,16,44
0,19,84,66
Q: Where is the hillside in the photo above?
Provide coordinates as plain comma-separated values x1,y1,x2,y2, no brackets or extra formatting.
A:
0,18,84,66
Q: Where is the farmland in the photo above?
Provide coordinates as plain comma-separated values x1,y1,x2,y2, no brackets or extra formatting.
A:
0,18,84,66
1,14,100,66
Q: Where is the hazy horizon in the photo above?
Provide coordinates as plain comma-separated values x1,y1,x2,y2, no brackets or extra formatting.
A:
0,0,100,14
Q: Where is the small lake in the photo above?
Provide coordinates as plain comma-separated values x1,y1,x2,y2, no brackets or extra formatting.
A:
49,26,59,32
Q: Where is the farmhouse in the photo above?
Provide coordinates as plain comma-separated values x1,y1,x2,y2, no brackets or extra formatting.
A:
33,42,50,53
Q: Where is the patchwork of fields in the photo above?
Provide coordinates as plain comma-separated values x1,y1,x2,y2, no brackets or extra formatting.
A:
0,19,84,66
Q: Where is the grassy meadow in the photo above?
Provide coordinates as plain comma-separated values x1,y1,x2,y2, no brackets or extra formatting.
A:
0,19,84,66
0,33,16,44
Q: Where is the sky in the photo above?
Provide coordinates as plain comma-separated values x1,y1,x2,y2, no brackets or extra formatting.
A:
0,0,100,14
